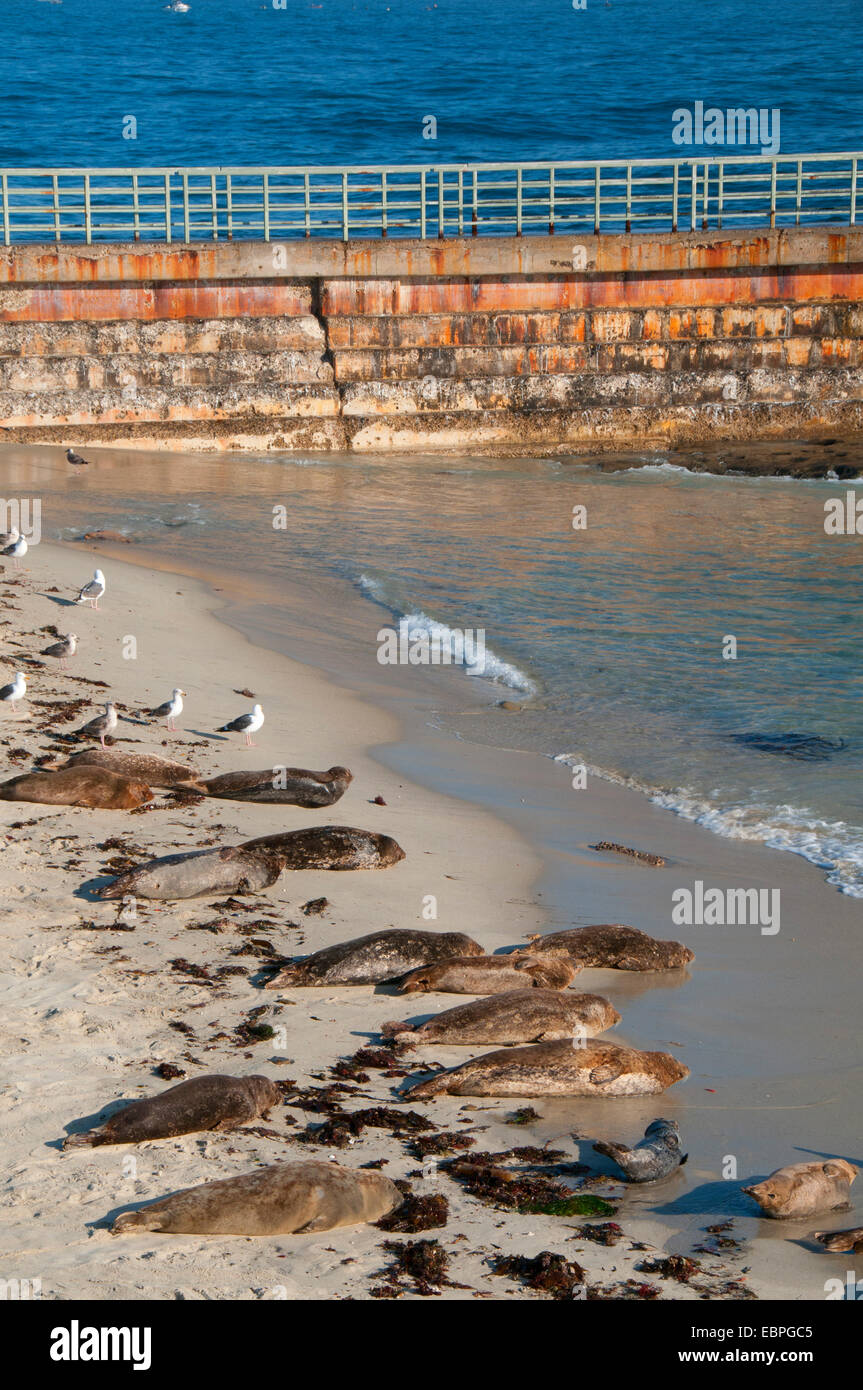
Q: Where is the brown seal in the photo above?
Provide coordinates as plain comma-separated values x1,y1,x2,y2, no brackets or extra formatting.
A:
518,924,693,971
812,1226,863,1253
112,1159,402,1235
743,1160,857,1219
239,825,405,870
265,929,483,989
63,1074,280,1148
44,746,202,788
404,1039,689,1099
97,844,285,900
397,951,576,995
201,765,353,807
0,766,152,810
383,988,620,1044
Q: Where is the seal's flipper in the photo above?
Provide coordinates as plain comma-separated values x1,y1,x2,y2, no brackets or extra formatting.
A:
588,1061,625,1086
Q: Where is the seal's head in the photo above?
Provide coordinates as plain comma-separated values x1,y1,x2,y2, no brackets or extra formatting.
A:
246,1075,281,1112
376,833,406,866
326,766,353,785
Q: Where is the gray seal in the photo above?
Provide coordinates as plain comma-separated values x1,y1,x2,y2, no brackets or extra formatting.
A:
265,928,483,989
592,1118,687,1182
201,765,353,807
97,845,285,901
63,1074,280,1148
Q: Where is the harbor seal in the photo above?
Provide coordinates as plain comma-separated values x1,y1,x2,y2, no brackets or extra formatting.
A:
404,1039,689,1100
743,1160,857,1219
201,765,353,806
812,1226,863,1253
265,928,483,989
239,825,405,870
397,951,576,995
593,1118,687,1182
97,844,284,900
112,1159,402,1235
518,924,693,971
63,1074,279,1148
0,766,152,810
45,746,202,788
382,988,620,1045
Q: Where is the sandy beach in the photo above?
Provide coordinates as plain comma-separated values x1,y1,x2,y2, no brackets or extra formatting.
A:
0,536,858,1301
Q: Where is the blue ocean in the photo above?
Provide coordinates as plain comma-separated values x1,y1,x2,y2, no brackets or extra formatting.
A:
1,0,860,167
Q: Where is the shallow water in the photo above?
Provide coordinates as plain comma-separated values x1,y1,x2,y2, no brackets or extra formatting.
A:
2,441,862,893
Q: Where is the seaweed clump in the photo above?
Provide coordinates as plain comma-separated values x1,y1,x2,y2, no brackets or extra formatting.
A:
491,1251,586,1300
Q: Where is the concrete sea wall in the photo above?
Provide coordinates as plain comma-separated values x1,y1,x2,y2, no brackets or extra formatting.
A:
1,228,861,453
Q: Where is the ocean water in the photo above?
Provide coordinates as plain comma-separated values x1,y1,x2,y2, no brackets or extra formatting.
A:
1,0,860,166
3,442,862,895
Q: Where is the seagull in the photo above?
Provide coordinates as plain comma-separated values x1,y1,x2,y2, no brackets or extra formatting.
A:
217,702,264,747
66,448,90,466
0,671,26,712
2,534,28,570
75,569,106,609
76,702,118,748
40,633,78,669
147,687,185,731
0,525,19,549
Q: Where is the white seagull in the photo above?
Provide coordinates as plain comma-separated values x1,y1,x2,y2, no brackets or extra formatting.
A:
76,702,118,748
217,702,264,747
40,633,78,668
148,687,185,731
75,569,106,609
0,671,26,712
2,534,28,570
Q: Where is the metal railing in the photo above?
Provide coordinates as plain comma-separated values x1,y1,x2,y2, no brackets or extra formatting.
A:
0,152,860,245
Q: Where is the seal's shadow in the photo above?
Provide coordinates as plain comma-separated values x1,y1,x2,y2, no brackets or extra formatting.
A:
49,1099,133,1150
650,1178,760,1220
75,874,120,902
91,1190,190,1233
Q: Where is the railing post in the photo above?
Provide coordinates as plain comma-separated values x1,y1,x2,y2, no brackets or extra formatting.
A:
1,174,9,246
437,168,444,239
420,168,426,239
625,162,632,233
457,167,463,237
182,172,190,243
702,160,709,230
472,168,478,236
594,165,601,233
769,159,777,229
52,174,61,242
263,172,270,241
516,166,522,235
226,173,233,240
132,172,141,241
548,165,555,235
163,172,171,244
210,173,218,240
690,161,698,231
672,161,679,232
304,172,311,237
381,170,388,237
717,161,724,229
850,158,857,226
342,171,349,242
84,172,93,244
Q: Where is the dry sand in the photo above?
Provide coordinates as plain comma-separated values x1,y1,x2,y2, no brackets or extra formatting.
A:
0,539,850,1301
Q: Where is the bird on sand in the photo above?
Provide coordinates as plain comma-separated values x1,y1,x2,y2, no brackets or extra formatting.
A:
0,672,27,712
75,702,118,748
75,569,106,609
217,702,264,747
40,633,78,669
66,448,90,466
2,534,28,570
147,687,185,731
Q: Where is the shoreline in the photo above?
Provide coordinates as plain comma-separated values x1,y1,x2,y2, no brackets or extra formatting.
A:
0,536,859,1300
